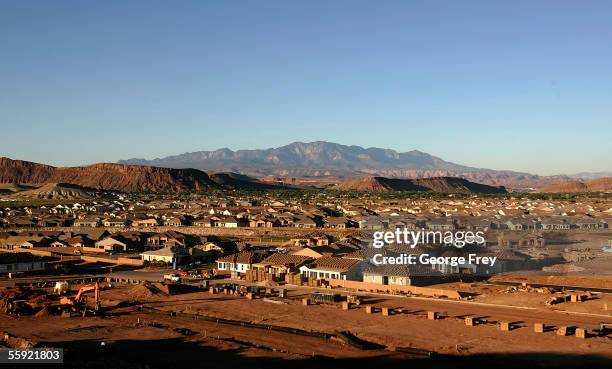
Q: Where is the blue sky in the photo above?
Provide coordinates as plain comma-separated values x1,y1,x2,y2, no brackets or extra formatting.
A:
1,0,611,175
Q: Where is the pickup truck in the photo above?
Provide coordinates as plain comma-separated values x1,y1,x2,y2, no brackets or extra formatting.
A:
163,273,180,282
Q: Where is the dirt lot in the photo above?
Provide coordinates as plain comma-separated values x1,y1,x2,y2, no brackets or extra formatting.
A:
1,282,610,369
489,274,612,288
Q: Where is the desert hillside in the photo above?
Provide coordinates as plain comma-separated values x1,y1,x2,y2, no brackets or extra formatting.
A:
337,176,507,194
539,177,612,193
0,157,217,193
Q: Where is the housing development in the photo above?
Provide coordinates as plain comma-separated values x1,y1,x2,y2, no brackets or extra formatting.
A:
1,185,611,368
3,1,612,368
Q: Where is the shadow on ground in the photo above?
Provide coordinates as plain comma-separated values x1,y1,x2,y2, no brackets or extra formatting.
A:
10,336,610,369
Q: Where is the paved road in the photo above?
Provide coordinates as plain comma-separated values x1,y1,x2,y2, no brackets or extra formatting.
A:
109,269,167,282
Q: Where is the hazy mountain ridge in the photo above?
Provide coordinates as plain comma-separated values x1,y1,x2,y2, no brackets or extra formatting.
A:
119,141,572,188
120,141,476,171
568,172,612,180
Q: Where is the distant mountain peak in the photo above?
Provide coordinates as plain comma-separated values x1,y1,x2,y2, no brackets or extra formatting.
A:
117,141,571,188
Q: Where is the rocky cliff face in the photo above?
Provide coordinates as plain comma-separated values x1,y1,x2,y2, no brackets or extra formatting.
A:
539,178,612,192
0,157,56,184
0,157,217,192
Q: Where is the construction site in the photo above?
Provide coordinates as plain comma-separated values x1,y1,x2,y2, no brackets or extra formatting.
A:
0,272,610,369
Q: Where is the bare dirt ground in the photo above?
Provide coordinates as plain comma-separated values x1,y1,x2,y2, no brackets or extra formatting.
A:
432,275,612,313
2,281,610,369
489,274,612,288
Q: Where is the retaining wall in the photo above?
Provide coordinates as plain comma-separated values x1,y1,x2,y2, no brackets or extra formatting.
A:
326,279,464,299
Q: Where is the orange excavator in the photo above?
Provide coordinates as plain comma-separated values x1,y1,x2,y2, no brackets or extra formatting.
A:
59,282,101,317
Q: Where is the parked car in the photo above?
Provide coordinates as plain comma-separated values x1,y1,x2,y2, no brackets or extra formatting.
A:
164,273,180,282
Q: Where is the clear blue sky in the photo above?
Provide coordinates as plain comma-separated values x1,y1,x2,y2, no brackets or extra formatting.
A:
1,0,611,175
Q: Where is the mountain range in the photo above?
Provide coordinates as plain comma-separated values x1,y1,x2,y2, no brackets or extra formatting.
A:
120,141,575,188
2,142,611,194
0,157,507,195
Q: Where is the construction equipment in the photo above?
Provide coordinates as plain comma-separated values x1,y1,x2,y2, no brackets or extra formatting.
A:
53,281,70,295
59,282,101,316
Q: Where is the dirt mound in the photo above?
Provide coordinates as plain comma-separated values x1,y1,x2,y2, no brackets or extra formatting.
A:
542,264,585,273
12,182,95,199
0,287,28,299
128,282,169,300
0,287,48,302
34,305,54,317
151,282,171,295
27,294,48,309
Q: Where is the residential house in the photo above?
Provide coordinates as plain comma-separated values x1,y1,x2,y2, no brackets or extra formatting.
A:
324,217,349,229
362,262,442,286
163,218,183,227
102,218,125,227
487,250,534,273
65,235,94,248
146,231,185,248
94,234,140,253
497,232,545,249
74,218,99,227
141,246,188,265
288,233,331,247
0,235,47,250
216,251,263,275
252,253,312,277
248,217,278,228
217,217,240,228
426,218,456,231
292,242,359,259
132,218,159,227
293,216,317,229
299,256,362,281
192,217,212,227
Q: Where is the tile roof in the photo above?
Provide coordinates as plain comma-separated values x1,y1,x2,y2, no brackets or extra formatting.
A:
258,253,312,267
305,256,361,272
217,251,262,264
